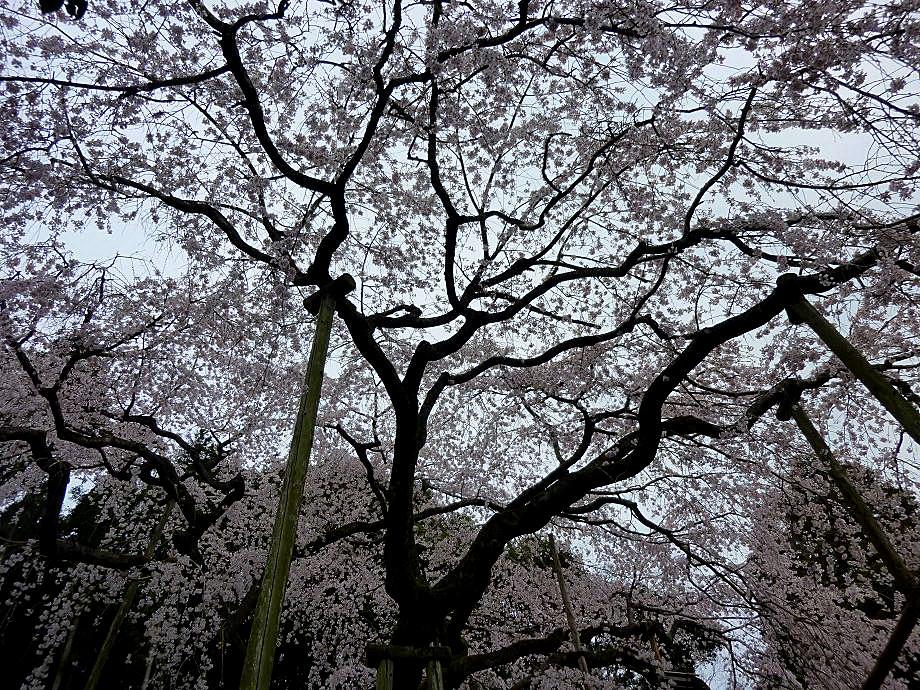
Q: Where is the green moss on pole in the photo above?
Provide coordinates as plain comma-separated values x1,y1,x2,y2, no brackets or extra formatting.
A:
786,295,920,446
240,274,354,690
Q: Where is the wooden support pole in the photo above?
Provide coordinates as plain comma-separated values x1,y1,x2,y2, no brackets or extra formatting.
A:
240,275,354,690
84,500,174,690
426,659,444,690
862,597,920,690
791,404,915,591
376,659,394,690
365,644,451,690
549,535,590,681
789,402,919,690
785,294,920,446
51,613,80,690
780,284,920,687
140,647,156,690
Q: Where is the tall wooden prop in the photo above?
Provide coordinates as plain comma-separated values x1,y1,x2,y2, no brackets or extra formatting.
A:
366,645,451,690
778,282,920,689
781,284,920,445
788,402,919,690
240,275,355,690
84,500,174,690
549,535,590,683
50,613,80,690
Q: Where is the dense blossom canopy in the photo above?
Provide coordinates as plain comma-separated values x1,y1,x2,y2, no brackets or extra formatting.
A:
0,0,918,688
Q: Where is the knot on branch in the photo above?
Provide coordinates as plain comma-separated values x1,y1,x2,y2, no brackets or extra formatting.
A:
303,273,357,315
776,272,807,324
774,381,805,421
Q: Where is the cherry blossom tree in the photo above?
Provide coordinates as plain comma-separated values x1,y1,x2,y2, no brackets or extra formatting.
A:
1,0,918,688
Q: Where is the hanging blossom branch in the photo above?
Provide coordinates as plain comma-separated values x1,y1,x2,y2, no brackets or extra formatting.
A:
2,321,245,565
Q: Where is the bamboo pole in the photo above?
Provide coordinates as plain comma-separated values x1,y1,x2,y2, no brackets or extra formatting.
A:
240,275,355,690
84,500,174,690
787,295,920,445
549,535,590,681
